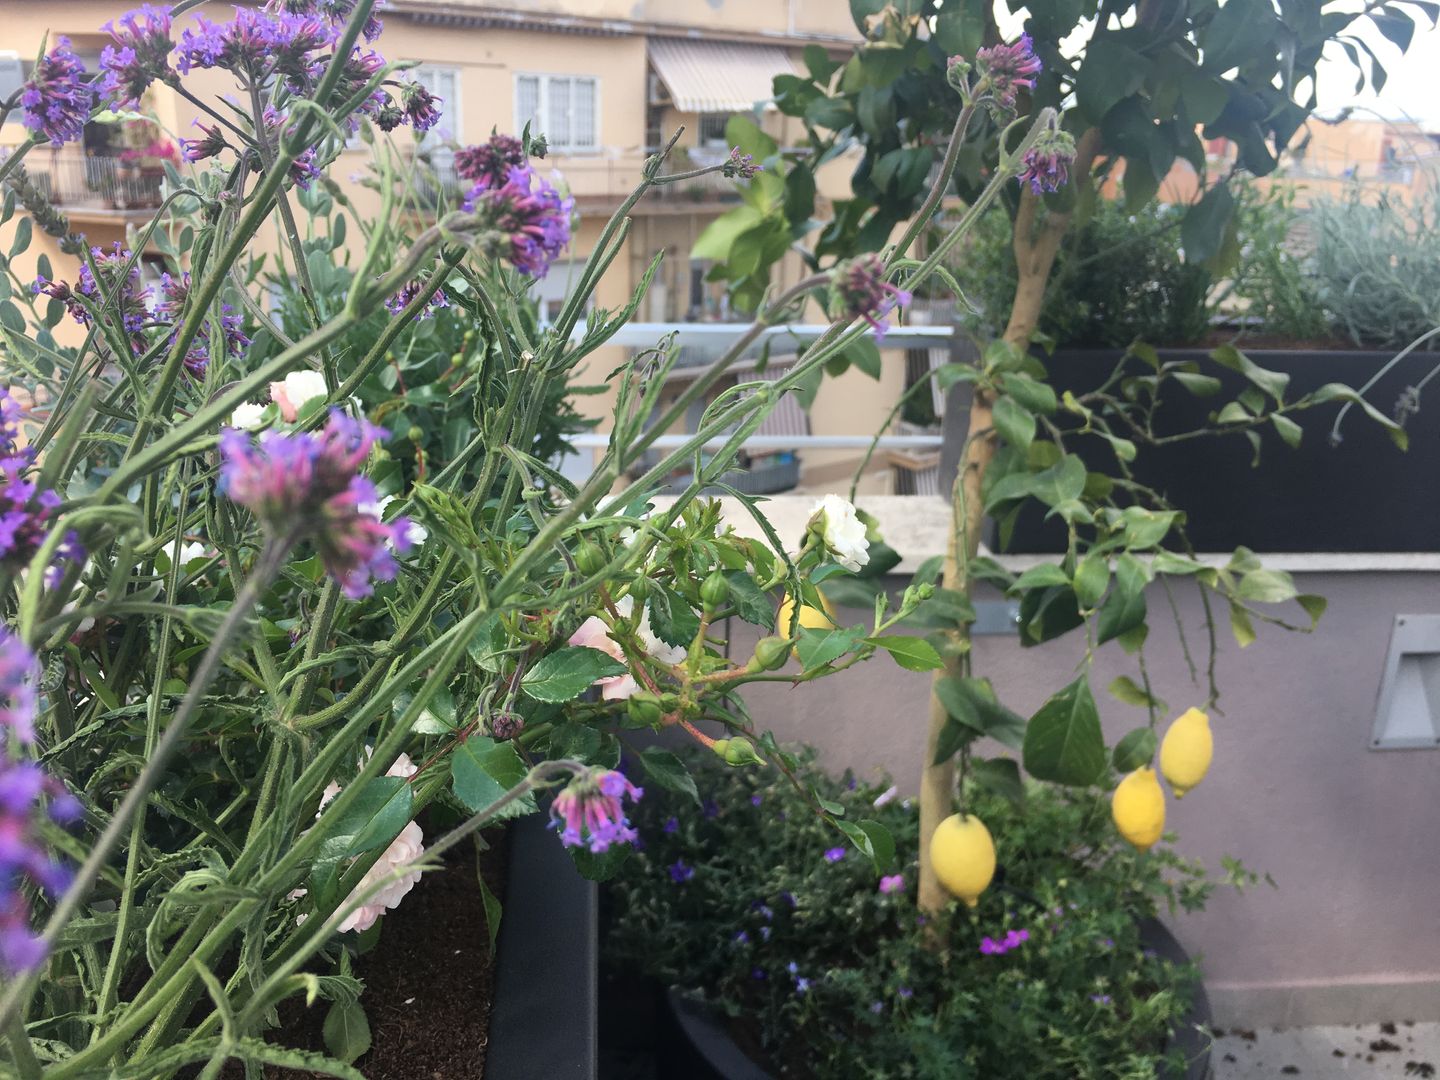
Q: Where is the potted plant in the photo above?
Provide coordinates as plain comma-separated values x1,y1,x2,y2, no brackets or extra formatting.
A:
607,747,1233,1079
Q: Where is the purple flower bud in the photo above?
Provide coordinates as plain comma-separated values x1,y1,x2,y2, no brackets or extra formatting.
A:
831,253,911,341
385,280,450,318
180,121,229,163
400,80,442,133
0,390,85,582
21,38,95,148
456,134,528,189
722,147,760,180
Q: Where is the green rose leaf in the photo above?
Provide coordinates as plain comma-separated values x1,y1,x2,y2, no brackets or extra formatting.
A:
451,735,534,821
638,746,700,806
864,635,944,672
521,646,627,703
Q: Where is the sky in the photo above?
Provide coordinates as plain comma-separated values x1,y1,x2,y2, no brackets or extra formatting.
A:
1313,15,1440,128
994,4,1440,130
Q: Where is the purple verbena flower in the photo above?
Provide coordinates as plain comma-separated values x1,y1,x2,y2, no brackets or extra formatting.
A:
455,134,527,189
0,630,39,745
99,5,175,108
548,767,642,854
179,9,331,91
722,147,760,180
36,243,150,345
832,253,911,340
262,107,323,190
218,410,413,598
1019,143,1074,195
0,390,84,582
668,859,694,883
878,873,905,895
463,165,573,278
334,48,389,129
975,34,1042,112
157,272,250,374
21,38,95,148
823,846,846,863
399,79,442,132
266,0,384,41
0,630,77,974
384,280,449,318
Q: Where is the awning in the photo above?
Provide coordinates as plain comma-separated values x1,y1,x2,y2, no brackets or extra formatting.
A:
648,39,799,113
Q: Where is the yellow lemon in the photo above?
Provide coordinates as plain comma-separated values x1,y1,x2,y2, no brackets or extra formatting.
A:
777,591,838,659
1159,707,1213,798
929,813,995,908
1111,767,1166,851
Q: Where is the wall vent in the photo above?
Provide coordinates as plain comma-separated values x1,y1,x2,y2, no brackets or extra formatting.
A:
1371,615,1440,750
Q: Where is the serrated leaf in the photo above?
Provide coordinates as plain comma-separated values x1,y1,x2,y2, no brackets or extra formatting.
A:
795,626,865,672
1022,676,1107,787
864,635,943,671
322,1000,371,1065
1112,727,1158,772
521,646,626,702
724,571,774,628
647,586,700,649
451,735,534,821
638,747,700,805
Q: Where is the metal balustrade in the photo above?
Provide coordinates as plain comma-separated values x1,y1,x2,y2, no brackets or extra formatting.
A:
12,149,166,213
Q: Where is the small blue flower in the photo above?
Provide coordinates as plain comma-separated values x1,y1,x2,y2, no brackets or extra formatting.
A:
703,799,720,820
663,816,679,834
750,793,763,806
668,860,693,883
898,986,913,1000
751,967,767,981
760,926,772,942
795,977,810,993
869,1001,884,1014
824,847,846,863
787,962,798,974
733,930,750,945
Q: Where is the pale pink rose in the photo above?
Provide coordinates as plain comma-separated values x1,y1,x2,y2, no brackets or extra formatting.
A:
296,752,425,933
268,369,328,423
569,615,638,700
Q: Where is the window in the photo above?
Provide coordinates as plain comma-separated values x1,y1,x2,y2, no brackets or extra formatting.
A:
412,65,460,145
515,74,599,153
698,113,730,148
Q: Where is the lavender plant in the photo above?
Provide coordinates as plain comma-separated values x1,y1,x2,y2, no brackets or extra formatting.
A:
0,0,1043,1072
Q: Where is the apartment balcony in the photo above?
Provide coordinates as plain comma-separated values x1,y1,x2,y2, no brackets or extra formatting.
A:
8,148,167,225
410,149,743,216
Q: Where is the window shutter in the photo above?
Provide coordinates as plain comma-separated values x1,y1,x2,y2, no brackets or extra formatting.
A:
573,78,597,149
516,75,540,137
548,76,572,149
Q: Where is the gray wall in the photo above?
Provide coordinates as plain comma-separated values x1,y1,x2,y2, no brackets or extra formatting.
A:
726,571,1440,1026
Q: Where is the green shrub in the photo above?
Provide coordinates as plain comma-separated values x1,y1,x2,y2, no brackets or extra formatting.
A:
607,749,1220,1080
945,199,1212,349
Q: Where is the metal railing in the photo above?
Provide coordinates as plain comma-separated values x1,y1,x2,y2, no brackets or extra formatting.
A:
14,149,166,212
563,322,954,495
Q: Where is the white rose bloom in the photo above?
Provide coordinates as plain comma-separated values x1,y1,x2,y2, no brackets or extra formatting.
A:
270,369,329,422
230,401,267,430
176,540,208,564
810,494,871,572
873,784,899,808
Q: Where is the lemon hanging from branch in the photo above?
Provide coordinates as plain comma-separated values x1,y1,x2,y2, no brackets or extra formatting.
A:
1111,767,1165,851
1159,707,1213,798
929,813,995,908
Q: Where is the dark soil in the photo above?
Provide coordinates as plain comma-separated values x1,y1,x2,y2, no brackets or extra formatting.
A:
221,828,508,1078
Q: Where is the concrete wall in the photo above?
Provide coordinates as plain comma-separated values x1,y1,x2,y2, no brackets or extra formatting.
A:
723,562,1440,1027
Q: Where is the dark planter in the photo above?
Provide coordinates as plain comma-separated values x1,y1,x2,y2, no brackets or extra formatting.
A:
486,811,597,1080
1002,347,1434,554
661,918,1213,1080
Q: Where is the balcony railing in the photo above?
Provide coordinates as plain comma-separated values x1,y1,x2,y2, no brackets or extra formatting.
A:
409,149,743,211
12,149,166,213
564,322,956,496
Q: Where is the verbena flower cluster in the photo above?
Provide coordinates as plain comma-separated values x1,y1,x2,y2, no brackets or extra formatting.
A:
463,163,574,279
156,272,251,377
0,630,78,973
974,34,1042,112
218,410,413,599
20,37,95,147
0,390,83,582
550,767,643,853
831,252,912,340
455,133,527,189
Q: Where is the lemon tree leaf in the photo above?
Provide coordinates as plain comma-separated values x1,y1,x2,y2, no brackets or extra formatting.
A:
1022,676,1107,786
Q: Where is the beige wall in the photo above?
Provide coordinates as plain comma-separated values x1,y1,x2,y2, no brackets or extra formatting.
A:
391,0,856,39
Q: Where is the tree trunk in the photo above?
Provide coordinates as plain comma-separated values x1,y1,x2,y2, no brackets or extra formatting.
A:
916,129,1100,915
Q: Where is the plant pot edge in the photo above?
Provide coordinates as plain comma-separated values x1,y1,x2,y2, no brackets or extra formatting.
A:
485,812,598,1080
663,916,1213,1080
